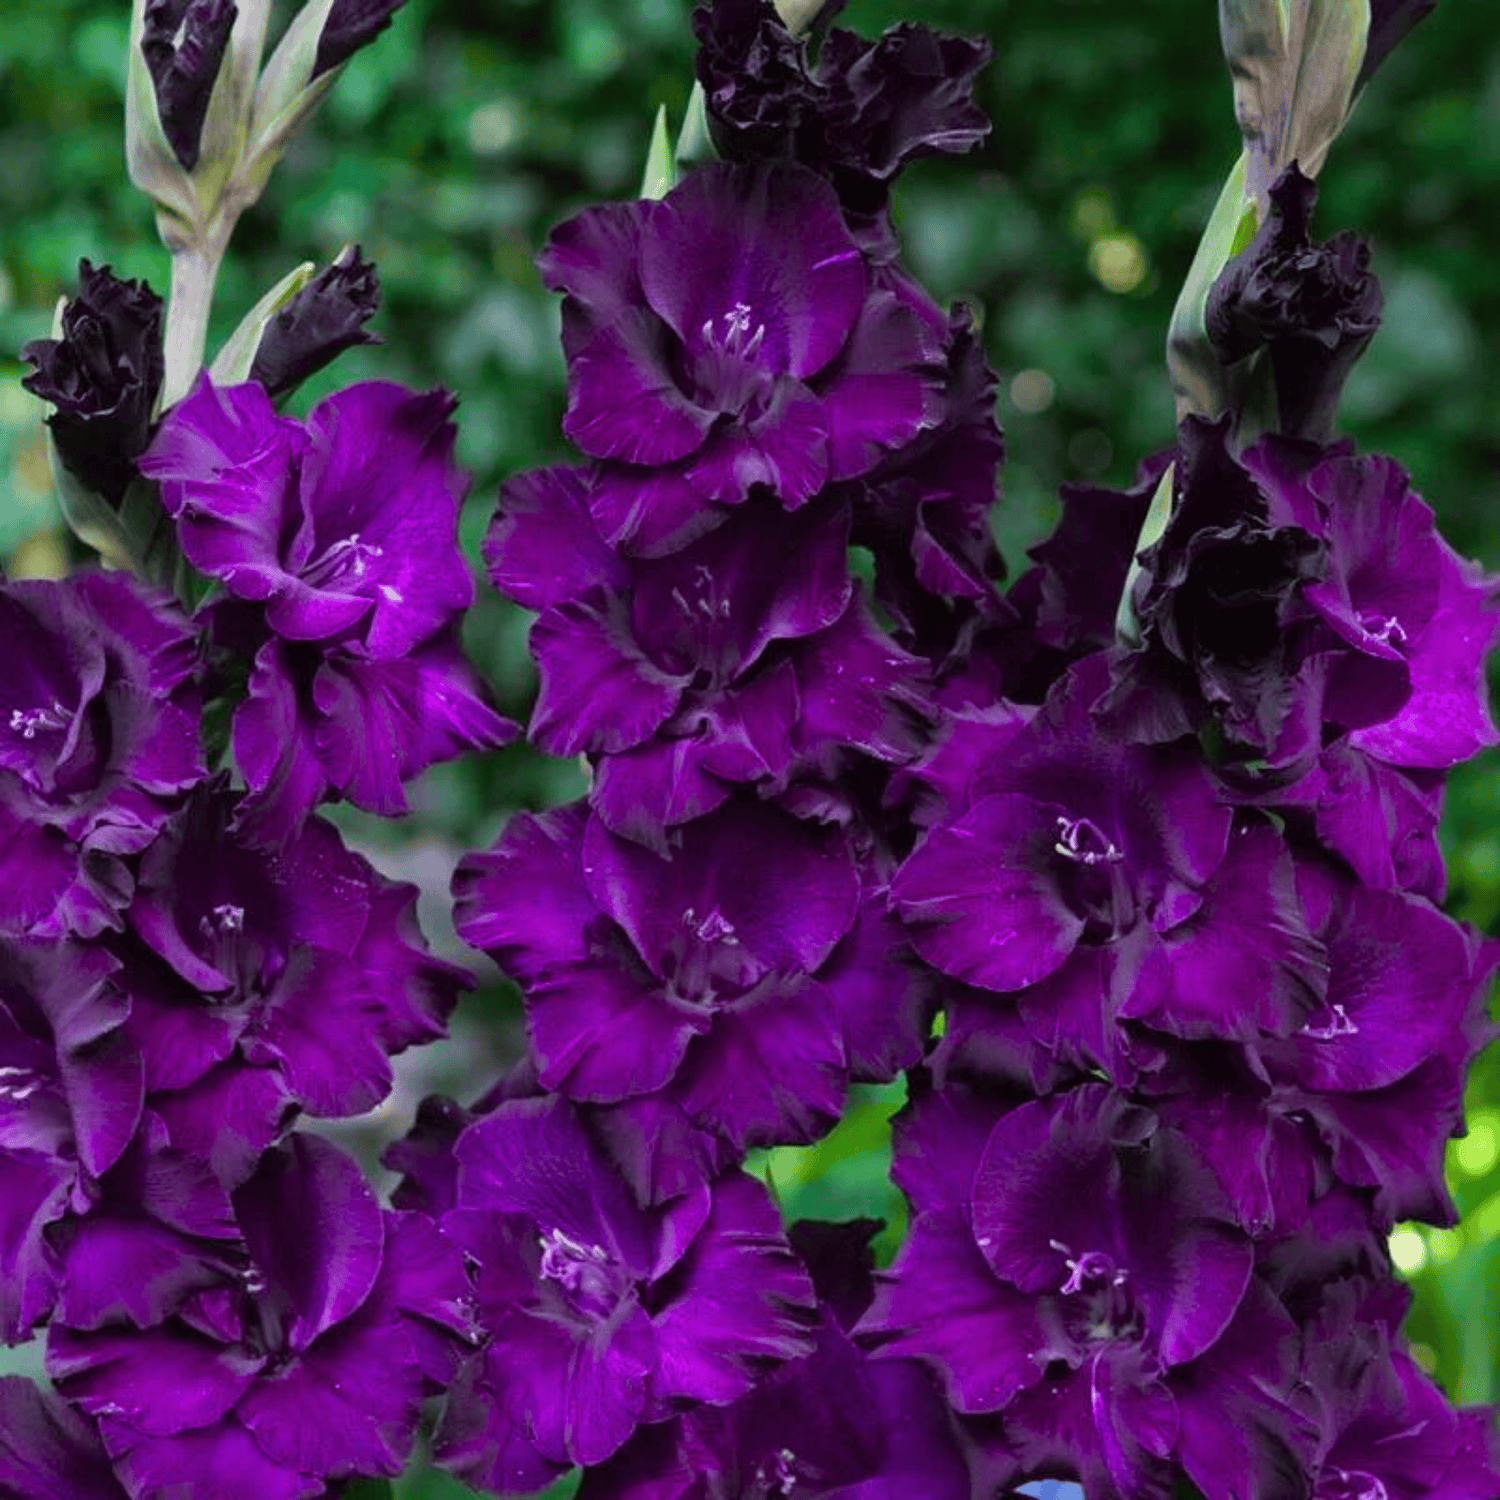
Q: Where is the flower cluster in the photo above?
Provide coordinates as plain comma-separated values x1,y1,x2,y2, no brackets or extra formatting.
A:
862,164,1500,1494
0,11,515,1486
432,0,1006,1488
4,0,1498,1495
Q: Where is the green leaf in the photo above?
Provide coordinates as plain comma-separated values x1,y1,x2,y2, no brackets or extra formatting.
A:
238,0,341,206
639,104,677,200
674,81,717,169
1165,152,1252,420
1114,461,1176,645
47,431,177,583
341,1481,395,1500
209,259,316,385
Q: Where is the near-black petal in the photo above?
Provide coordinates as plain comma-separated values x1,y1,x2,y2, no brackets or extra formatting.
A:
140,0,238,171
21,261,166,507
1205,163,1381,442
312,0,407,79
249,246,381,398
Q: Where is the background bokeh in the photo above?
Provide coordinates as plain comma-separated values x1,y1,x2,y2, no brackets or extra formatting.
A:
1,1,1497,1492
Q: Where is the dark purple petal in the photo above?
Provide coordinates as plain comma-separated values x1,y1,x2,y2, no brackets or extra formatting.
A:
233,1134,385,1352
894,791,1086,991
48,1321,258,1436
249,247,381,399
1117,823,1328,1042
485,465,629,611
673,976,848,1150
819,288,944,479
0,1376,125,1499
650,1172,817,1406
583,800,860,983
108,1419,323,1500
858,1206,1048,1414
563,309,717,466
530,592,685,756
456,1097,653,1277
639,164,866,383
20,261,164,508
313,0,407,77
140,0,236,170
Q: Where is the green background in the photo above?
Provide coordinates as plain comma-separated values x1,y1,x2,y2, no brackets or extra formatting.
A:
1,0,1497,1492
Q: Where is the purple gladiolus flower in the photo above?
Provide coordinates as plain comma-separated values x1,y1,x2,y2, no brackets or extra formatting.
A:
892,654,1328,1075
141,377,474,657
140,0,237,170
0,571,204,939
1292,1276,1500,1500
139,375,515,839
124,780,470,1134
230,625,516,845
1246,438,1500,772
0,939,139,1342
454,799,928,1152
853,305,1009,665
49,1133,473,1499
21,262,165,508
861,1078,1310,1497
432,1095,818,1486
580,1218,974,1498
539,161,944,552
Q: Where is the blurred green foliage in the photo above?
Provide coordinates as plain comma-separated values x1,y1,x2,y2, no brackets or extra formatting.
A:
3,0,1499,1491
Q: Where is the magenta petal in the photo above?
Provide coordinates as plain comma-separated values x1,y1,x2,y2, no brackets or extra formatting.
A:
530,593,685,757
894,792,1085,991
431,1355,569,1495
233,1134,384,1352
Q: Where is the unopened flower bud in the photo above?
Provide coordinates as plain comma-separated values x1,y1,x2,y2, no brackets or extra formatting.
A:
249,245,381,397
21,261,166,508
313,0,407,79
140,0,239,171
